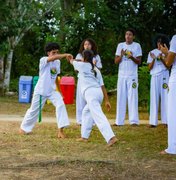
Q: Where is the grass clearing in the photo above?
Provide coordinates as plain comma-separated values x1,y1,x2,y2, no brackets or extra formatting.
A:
0,95,175,179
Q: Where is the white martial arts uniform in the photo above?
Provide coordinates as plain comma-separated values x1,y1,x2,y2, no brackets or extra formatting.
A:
20,57,70,133
147,49,169,126
115,42,142,125
72,61,115,143
165,35,176,154
75,53,102,124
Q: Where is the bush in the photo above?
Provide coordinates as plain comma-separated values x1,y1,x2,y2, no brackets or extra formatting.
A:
103,74,117,91
10,78,18,92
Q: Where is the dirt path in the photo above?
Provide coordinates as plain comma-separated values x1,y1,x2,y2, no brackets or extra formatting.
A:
0,113,152,125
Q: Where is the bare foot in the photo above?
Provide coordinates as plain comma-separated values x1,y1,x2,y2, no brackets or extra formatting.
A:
58,132,66,139
58,128,66,139
76,137,88,142
107,137,118,147
18,129,31,135
160,150,168,155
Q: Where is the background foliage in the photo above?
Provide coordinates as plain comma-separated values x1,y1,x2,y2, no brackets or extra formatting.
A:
1,0,176,107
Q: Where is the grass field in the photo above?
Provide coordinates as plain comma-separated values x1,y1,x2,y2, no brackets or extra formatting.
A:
0,95,175,179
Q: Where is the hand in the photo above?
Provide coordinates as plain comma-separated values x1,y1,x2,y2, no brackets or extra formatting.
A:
125,50,133,59
105,101,111,112
93,59,96,65
150,52,156,59
66,54,73,61
160,44,169,55
121,49,126,57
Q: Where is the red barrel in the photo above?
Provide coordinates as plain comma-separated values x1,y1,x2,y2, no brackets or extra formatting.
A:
60,76,75,104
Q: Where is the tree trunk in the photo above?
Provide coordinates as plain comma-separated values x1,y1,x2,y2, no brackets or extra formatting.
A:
4,49,14,92
0,57,4,95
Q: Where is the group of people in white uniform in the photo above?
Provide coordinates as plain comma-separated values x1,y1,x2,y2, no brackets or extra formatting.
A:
19,28,176,154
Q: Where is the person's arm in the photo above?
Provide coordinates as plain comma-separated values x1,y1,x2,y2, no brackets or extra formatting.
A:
129,44,142,65
101,85,111,111
115,55,122,64
114,45,124,64
148,59,155,70
47,53,73,62
160,55,169,68
148,52,156,70
55,75,60,92
129,55,141,65
160,44,176,68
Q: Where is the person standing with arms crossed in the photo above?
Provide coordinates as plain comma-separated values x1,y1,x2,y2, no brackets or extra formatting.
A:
114,28,142,126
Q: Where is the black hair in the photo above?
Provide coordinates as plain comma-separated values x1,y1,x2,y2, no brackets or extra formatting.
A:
44,42,60,54
125,28,136,36
82,50,97,77
154,34,170,49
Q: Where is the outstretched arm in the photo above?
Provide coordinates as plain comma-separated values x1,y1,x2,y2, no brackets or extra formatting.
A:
47,54,73,62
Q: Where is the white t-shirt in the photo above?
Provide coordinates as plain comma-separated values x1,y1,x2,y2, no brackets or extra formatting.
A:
169,35,176,83
72,61,104,96
75,53,102,69
115,42,142,77
147,49,168,76
34,57,60,96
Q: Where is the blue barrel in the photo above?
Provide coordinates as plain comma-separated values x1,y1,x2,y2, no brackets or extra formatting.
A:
19,76,33,103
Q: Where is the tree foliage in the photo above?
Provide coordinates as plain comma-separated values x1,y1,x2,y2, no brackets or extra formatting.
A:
0,0,176,106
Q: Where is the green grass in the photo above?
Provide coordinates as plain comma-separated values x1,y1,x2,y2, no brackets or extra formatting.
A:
0,95,174,179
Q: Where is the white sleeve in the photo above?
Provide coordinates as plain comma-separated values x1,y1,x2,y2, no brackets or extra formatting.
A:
115,43,122,56
72,61,81,72
56,60,61,74
94,55,102,69
169,35,176,53
147,52,153,64
136,43,142,57
75,53,83,60
96,69,104,86
39,57,48,70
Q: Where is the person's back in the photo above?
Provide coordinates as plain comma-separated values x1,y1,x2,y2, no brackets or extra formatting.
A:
73,61,103,96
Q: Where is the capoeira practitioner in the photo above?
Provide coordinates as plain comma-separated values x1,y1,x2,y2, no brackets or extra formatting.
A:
75,38,102,125
19,42,72,138
69,49,117,146
160,35,176,155
147,35,169,127
114,28,142,126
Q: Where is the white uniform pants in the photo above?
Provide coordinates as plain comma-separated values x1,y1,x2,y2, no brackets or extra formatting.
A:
165,82,176,154
20,91,70,133
76,79,86,124
149,70,169,125
81,87,115,143
115,77,139,125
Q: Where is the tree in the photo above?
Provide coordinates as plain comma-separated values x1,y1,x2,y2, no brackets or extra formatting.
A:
0,0,60,95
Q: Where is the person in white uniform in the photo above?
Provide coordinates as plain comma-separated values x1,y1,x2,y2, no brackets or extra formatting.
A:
160,34,176,155
19,42,73,138
75,38,102,125
114,28,142,126
147,35,170,127
69,50,117,146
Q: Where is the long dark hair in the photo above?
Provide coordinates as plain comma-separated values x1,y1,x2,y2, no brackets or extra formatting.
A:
82,50,97,77
78,38,98,55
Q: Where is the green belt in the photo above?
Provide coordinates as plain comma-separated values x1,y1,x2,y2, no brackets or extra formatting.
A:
38,95,42,123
